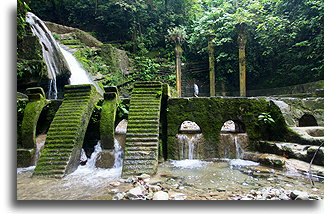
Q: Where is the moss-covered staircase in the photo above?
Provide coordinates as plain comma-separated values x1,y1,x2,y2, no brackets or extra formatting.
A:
122,81,163,177
33,84,99,178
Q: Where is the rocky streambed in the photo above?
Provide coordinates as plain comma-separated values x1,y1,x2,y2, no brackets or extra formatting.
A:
17,159,323,200
92,160,323,200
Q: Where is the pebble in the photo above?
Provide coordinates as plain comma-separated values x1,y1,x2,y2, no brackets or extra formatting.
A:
169,193,187,200
109,181,121,187
153,191,169,200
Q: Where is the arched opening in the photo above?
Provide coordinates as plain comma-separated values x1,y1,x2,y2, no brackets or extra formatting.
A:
115,119,127,148
298,114,318,127
176,121,204,160
219,120,248,159
221,120,246,133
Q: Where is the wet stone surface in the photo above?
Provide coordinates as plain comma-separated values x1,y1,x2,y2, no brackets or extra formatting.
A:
17,159,323,200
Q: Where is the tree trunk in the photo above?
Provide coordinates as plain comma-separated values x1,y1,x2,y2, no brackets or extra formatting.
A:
208,37,216,96
237,25,247,97
175,44,183,96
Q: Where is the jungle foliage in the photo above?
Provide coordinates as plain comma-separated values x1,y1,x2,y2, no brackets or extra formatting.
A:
27,0,323,90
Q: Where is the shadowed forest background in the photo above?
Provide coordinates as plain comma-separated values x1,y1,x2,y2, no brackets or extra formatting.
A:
18,0,323,96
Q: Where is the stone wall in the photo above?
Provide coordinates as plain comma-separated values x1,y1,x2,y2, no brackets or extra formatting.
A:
165,97,288,160
270,97,323,127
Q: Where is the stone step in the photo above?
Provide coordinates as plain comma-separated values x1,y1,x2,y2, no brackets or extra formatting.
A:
60,103,88,108
125,141,158,147
48,126,79,132
50,121,80,127
129,115,159,120
55,112,83,117
126,146,158,151
123,159,157,165
130,99,160,103
129,120,159,124
126,137,158,142
48,130,78,135
129,109,160,113
124,150,157,160
127,123,159,128
128,112,159,117
127,133,159,137
33,163,67,170
44,148,73,153
126,129,158,134
37,160,68,166
44,144,75,149
46,135,77,140
51,115,81,121
63,100,90,104
43,152,72,158
63,93,91,98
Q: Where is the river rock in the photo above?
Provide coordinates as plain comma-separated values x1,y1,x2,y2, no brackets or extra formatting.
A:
148,184,162,192
290,190,309,200
169,193,187,200
126,186,145,200
153,191,169,200
109,181,121,187
137,173,151,181
113,192,125,200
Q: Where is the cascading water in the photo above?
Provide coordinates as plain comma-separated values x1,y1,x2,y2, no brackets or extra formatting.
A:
59,45,103,95
26,12,64,99
59,46,93,85
177,133,203,160
220,120,248,159
113,139,123,168
26,12,104,98
220,133,248,159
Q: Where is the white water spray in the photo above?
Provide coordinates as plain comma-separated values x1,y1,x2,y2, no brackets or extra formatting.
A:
26,12,62,99
59,46,92,85
178,133,202,160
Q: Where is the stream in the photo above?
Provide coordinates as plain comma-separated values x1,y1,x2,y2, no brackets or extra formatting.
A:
17,158,323,200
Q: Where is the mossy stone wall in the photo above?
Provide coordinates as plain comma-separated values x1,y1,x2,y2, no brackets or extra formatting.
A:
100,87,121,149
21,91,47,149
271,97,324,127
166,97,288,160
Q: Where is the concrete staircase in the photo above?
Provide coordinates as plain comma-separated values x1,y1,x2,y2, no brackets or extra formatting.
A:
33,84,99,178
122,81,163,177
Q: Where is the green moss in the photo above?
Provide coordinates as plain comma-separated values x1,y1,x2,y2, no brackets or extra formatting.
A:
17,149,35,167
100,96,119,149
165,97,288,159
17,99,28,147
21,96,47,149
61,39,82,45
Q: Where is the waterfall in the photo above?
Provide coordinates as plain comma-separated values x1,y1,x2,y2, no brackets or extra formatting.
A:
220,133,248,159
84,142,103,168
113,139,124,168
234,135,243,159
177,133,203,160
60,45,104,95
59,46,92,85
26,12,62,99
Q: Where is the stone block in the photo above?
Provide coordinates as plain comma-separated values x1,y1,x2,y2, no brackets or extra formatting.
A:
17,149,35,168
95,150,115,168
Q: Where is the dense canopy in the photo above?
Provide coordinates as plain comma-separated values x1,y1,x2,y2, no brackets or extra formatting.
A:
20,0,323,92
